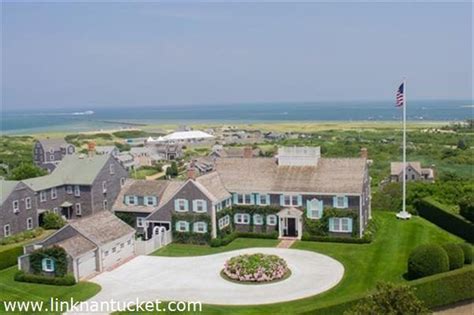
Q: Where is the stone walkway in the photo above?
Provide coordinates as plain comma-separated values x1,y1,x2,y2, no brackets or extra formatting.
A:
82,248,344,309
277,238,297,248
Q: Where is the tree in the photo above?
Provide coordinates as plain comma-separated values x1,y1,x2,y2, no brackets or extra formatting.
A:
166,161,179,178
8,163,47,180
42,212,66,230
457,139,467,150
345,282,427,315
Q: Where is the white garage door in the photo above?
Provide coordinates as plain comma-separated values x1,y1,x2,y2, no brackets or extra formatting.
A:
103,239,134,270
78,251,97,279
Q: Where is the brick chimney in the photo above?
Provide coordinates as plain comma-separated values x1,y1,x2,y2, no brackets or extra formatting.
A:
243,146,253,159
187,162,197,180
360,147,368,159
87,141,96,158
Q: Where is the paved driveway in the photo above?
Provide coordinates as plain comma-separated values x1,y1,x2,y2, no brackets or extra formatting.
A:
89,247,344,306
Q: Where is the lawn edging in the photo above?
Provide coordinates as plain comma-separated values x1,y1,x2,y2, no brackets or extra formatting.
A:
416,197,474,243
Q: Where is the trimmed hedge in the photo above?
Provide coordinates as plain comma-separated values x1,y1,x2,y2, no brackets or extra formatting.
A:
210,232,278,247
442,243,465,270
408,244,449,279
0,245,23,270
459,243,473,264
416,197,474,243
302,235,371,244
411,266,474,309
14,271,76,286
303,267,474,314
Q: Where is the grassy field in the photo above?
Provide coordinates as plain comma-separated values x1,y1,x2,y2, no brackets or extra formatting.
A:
121,211,463,314
151,238,279,257
0,267,101,314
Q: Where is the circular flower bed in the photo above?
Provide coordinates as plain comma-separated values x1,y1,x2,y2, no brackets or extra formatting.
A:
222,253,290,283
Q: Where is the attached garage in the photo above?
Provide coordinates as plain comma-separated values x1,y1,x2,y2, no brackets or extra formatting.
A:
77,251,97,279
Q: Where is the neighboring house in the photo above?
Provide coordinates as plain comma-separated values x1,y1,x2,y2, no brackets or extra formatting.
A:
130,147,164,167
192,157,215,175
116,152,137,171
95,146,119,157
0,180,38,239
23,154,128,221
390,162,435,183
155,144,183,160
113,179,182,233
19,211,135,281
209,146,260,159
144,146,371,242
33,139,75,172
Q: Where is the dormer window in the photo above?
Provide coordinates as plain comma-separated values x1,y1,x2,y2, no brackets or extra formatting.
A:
126,196,137,205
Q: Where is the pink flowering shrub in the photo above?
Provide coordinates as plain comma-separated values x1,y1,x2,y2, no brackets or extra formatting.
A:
223,253,289,283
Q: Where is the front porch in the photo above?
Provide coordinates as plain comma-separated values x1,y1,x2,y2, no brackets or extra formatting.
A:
278,207,303,240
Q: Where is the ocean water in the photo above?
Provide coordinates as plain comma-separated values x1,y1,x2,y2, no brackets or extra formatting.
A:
1,100,472,135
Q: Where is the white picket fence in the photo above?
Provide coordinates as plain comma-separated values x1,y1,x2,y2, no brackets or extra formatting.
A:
135,228,172,255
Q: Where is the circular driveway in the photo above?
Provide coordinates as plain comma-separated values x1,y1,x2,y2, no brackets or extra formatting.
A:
89,247,344,305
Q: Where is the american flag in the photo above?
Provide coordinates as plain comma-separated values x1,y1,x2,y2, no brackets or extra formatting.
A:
396,82,405,107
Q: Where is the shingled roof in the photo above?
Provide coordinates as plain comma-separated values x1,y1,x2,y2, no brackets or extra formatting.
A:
196,171,232,202
37,138,70,152
390,162,422,175
214,157,367,194
55,234,97,258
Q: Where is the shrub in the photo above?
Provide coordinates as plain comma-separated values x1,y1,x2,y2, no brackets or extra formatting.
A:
408,244,449,279
42,211,66,229
345,282,427,315
301,235,371,244
223,253,289,283
0,246,23,270
416,197,474,243
458,243,473,264
29,246,68,277
0,228,44,245
459,195,474,223
14,271,76,286
442,243,465,270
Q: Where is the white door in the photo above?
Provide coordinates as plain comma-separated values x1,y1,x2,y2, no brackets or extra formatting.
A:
77,252,97,279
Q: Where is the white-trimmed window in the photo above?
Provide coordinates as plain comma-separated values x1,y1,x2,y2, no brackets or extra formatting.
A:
126,195,137,205
66,185,73,194
4,224,11,237
12,200,19,213
282,195,300,206
75,203,82,216
51,187,57,200
120,177,126,187
307,198,323,219
42,258,55,272
334,196,348,209
329,217,352,233
145,196,156,206
175,199,189,212
193,199,207,213
236,194,253,205
103,199,108,210
258,194,269,205
40,191,47,202
110,164,115,175
25,197,32,210
218,215,230,230
266,215,277,226
74,185,80,197
26,217,33,230
137,217,145,228
253,214,263,225
193,221,207,233
234,213,250,224
102,181,107,193
175,221,190,232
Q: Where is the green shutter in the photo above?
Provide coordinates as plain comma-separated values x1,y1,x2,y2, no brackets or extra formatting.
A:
266,195,270,205
174,199,179,211
297,195,303,206
279,195,285,206
332,197,337,207
344,196,349,208
348,218,353,232
250,194,255,205
255,193,260,205
329,218,334,231
124,195,130,204
184,200,189,211
233,193,238,204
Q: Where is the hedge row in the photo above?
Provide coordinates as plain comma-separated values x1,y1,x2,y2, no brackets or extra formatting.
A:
14,271,76,286
0,245,23,270
305,266,474,314
301,235,371,244
416,197,474,243
210,231,278,247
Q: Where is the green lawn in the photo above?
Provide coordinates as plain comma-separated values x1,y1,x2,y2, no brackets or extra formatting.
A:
151,238,279,257
0,267,101,314
121,211,463,314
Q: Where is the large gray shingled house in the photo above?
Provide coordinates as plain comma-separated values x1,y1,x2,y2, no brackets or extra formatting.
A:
138,146,371,243
33,139,76,172
1,153,128,239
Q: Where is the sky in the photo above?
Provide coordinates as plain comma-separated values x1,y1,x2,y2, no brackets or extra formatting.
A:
1,1,472,110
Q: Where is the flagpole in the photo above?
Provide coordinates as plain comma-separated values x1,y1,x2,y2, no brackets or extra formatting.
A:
397,78,411,220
